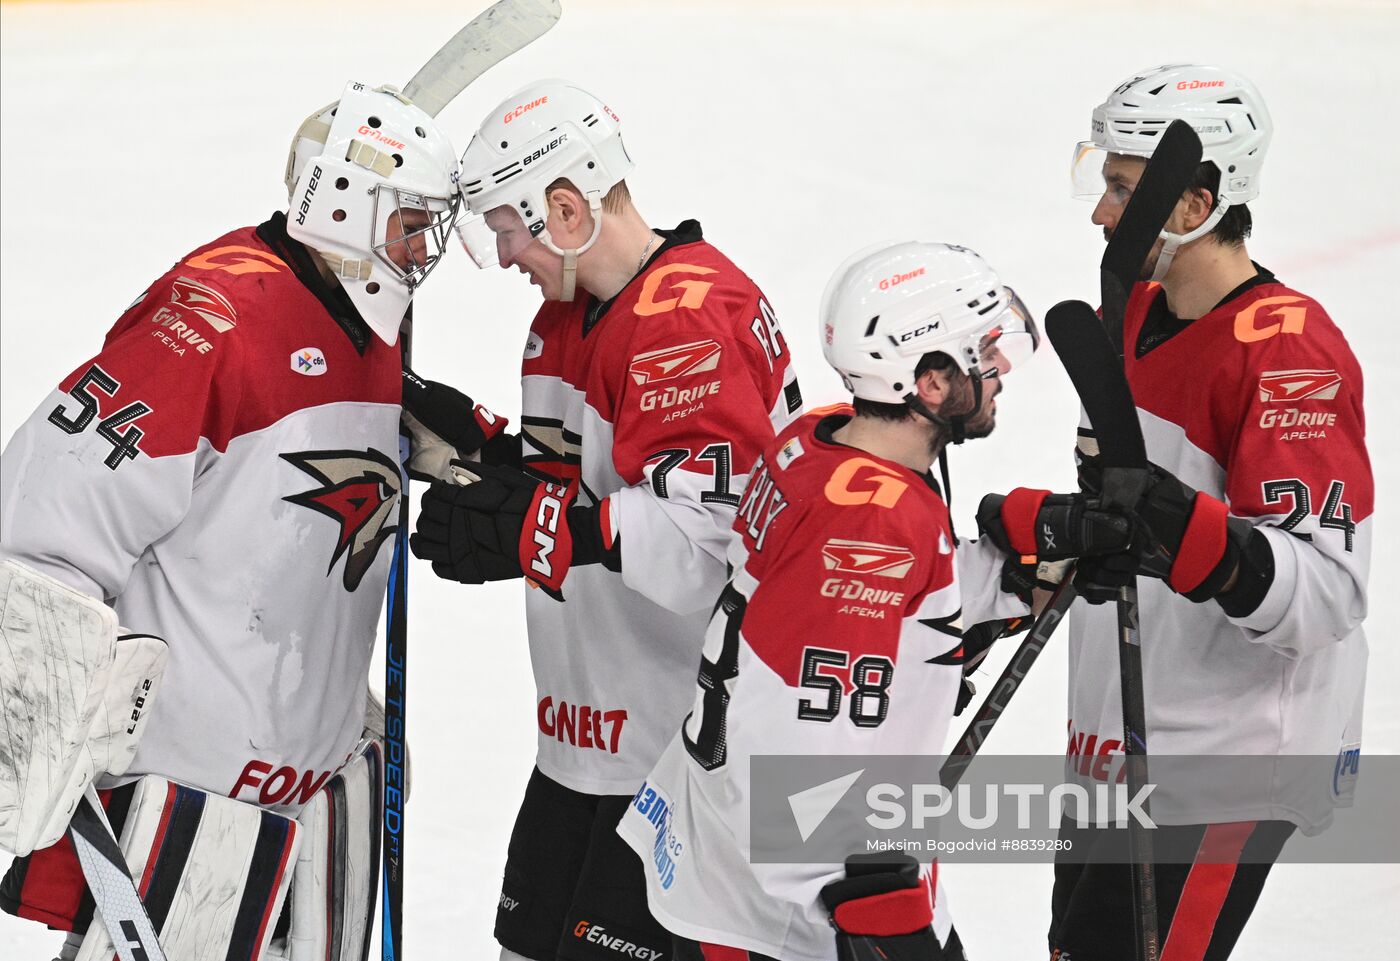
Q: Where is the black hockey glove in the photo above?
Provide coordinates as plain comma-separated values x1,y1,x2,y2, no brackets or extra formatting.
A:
409,461,618,601
400,369,517,480
820,853,944,961
1121,464,1273,612
976,489,1134,562
938,617,1029,715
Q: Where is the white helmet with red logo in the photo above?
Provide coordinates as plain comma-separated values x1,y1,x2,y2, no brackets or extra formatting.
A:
1072,64,1272,276
820,241,1039,405
283,81,460,345
454,79,634,299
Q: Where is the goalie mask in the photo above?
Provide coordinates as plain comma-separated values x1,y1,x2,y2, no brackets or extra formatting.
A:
454,79,634,301
820,241,1039,439
284,81,460,345
1071,64,1273,279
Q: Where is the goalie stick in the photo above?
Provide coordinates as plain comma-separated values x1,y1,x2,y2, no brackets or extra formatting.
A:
403,0,563,117
382,6,562,960
67,787,167,961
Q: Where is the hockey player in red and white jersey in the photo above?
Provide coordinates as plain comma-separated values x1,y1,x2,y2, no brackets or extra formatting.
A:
615,242,1130,961
0,82,460,959
983,65,1372,961
403,81,803,961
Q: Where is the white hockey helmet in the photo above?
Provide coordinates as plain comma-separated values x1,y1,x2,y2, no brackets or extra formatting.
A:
284,81,460,345
820,242,1039,406
455,80,634,298
1072,65,1272,275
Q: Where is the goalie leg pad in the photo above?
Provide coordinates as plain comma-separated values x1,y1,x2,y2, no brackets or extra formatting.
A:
282,738,383,961
71,775,299,961
0,558,167,857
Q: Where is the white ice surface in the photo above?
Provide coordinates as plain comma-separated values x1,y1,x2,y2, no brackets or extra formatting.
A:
2,1,1396,957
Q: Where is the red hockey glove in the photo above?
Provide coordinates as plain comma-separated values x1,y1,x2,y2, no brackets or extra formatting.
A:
819,853,942,961
409,462,618,601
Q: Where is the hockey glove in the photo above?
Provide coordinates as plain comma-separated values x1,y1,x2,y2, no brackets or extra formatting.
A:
401,369,516,480
936,617,1030,716
976,489,1134,563
1124,464,1273,612
409,462,618,600
820,853,941,961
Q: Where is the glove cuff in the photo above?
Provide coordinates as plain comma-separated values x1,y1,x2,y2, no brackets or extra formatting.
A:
831,886,934,937
1001,488,1051,558
820,853,933,937
568,499,621,572
1216,522,1274,617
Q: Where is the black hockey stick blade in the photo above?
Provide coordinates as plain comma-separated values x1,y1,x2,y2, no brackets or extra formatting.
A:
1046,301,1147,475
1099,119,1203,349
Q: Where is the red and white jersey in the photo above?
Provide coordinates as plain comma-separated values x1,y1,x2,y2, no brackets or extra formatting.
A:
1,214,401,818
1067,274,1371,829
618,410,1023,961
518,221,801,795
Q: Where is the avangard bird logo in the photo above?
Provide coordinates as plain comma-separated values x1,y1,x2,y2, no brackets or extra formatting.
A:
281,448,402,591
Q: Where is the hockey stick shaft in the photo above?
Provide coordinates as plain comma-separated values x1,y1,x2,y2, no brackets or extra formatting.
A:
1091,118,1200,961
940,578,1078,791
382,320,411,961
68,787,167,961
403,0,563,117
1048,301,1159,961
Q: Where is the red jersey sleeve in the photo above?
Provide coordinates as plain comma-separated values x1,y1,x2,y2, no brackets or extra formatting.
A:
1,271,243,602
1219,296,1371,654
605,264,799,614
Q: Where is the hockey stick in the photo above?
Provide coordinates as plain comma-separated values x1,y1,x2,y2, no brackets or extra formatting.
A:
939,578,1078,791
1098,119,1203,355
382,314,411,961
1089,118,1201,961
68,787,167,961
1048,301,1158,960
403,0,563,117
380,8,564,958
937,123,1202,797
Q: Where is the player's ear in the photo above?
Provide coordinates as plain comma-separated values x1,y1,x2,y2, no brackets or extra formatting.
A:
546,184,590,244
1175,185,1214,234
913,365,951,414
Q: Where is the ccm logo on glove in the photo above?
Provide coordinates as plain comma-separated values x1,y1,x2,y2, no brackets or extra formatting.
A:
524,481,571,581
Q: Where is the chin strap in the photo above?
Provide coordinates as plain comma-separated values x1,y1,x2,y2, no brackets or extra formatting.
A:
547,195,607,304
560,248,579,302
1151,200,1230,282
938,448,953,515
903,372,982,447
